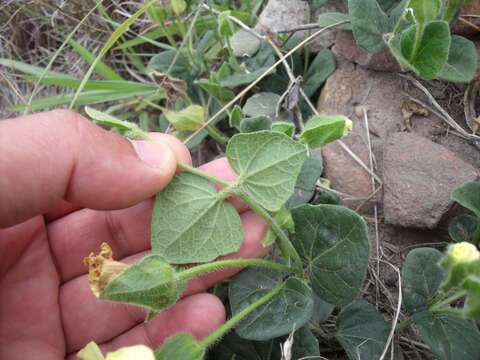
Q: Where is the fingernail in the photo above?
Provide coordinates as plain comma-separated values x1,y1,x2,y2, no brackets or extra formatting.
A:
132,140,173,168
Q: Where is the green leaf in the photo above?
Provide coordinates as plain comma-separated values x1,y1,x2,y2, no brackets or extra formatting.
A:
171,0,186,15
101,255,184,312
226,131,308,212
239,116,272,133
317,12,353,30
407,0,441,23
151,172,243,264
229,268,314,341
242,92,281,118
463,275,480,319
155,333,204,360
291,327,321,359
147,49,191,81
285,153,323,209
348,0,391,53
300,115,352,149
229,105,243,129
195,79,235,103
303,49,336,97
413,311,480,360
314,190,342,205
335,301,390,360
218,11,235,37
401,21,451,80
262,207,294,246
291,204,370,305
452,182,480,218
449,215,479,243
210,332,280,360
219,66,272,88
164,105,205,131
402,248,445,313
231,29,262,57
311,294,334,323
271,122,295,137
438,35,478,83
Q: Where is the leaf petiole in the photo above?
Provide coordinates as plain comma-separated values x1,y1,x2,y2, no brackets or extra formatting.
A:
176,162,232,187
429,290,467,312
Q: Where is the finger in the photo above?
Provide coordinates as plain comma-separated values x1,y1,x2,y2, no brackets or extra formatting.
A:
49,160,248,282
65,293,225,355
59,210,267,350
0,110,191,228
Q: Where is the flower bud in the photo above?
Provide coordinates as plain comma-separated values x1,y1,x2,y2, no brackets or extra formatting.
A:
441,242,480,291
447,242,480,265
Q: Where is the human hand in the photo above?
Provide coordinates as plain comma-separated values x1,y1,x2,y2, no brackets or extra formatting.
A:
0,110,268,359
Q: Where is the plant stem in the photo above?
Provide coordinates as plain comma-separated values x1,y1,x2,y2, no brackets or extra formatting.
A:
431,308,464,317
176,162,232,187
429,290,467,312
238,193,303,274
409,23,424,62
197,283,285,349
205,124,229,145
397,318,414,331
177,258,292,281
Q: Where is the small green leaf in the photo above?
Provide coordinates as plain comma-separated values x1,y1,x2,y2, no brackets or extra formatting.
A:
219,67,273,88
449,214,479,243
348,0,391,53
151,172,243,264
85,107,148,140
463,275,480,319
302,49,336,97
195,79,235,103
291,327,321,359
231,29,261,57
314,190,342,205
155,333,204,360
227,131,308,212
229,105,243,129
292,204,370,305
163,105,205,131
407,0,441,23
401,21,451,80
300,115,352,149
317,12,352,30
311,294,334,323
402,248,445,313
413,311,480,360
262,207,294,246
335,301,390,360
440,243,480,291
285,153,323,209
242,92,281,118
239,116,272,133
452,182,480,218
100,255,184,312
438,35,478,83
271,122,295,137
147,50,190,81
229,268,314,341
218,11,235,37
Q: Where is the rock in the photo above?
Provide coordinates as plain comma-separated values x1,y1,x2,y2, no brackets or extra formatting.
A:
255,0,310,39
332,31,401,72
383,132,478,229
453,2,480,38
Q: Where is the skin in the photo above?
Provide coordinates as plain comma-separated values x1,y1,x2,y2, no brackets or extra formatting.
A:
0,110,269,359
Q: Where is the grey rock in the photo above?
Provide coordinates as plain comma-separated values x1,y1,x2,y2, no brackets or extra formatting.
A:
383,132,478,229
332,31,401,72
255,0,310,39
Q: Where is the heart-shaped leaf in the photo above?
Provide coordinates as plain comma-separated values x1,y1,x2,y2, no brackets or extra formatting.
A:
231,29,261,57
290,326,321,359
401,21,451,80
452,182,480,218
402,248,445,313
242,92,281,118
300,115,351,149
438,35,478,83
229,268,314,341
227,131,307,212
147,49,190,81
413,311,480,360
302,49,336,97
155,333,204,360
291,204,370,305
101,255,185,313
449,214,479,243
239,116,272,133
335,301,390,360
151,172,243,264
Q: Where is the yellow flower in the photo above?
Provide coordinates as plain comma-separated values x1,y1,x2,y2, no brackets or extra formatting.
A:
448,242,480,265
343,118,353,137
105,345,155,360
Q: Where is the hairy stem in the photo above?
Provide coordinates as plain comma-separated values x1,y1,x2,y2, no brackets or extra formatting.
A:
409,23,424,62
177,258,292,281
429,290,467,312
176,162,232,187
197,283,285,349
238,194,303,274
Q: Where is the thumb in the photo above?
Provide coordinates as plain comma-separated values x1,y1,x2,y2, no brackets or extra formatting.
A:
0,110,191,228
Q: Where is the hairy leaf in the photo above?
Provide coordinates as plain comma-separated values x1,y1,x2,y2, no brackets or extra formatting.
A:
408,0,441,23
229,268,314,341
452,182,480,218
303,49,336,97
317,12,352,30
101,255,184,312
147,49,190,81
300,115,351,148
227,131,307,212
449,214,479,243
242,92,281,118
271,122,295,137
413,311,480,360
402,248,445,313
155,333,204,360
336,301,390,360
438,35,478,83
239,116,272,133
151,172,243,264
291,327,321,359
292,204,370,305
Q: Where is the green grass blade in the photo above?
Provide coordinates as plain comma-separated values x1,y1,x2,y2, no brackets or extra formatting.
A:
69,0,158,109
67,38,124,81
0,59,75,79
